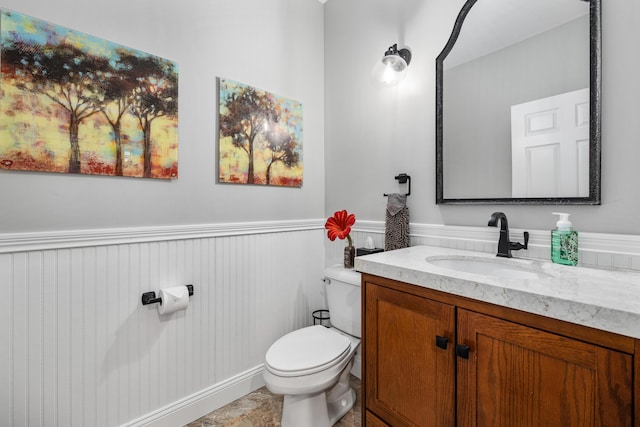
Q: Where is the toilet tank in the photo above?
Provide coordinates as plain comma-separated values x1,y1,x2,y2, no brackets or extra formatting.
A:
324,265,361,338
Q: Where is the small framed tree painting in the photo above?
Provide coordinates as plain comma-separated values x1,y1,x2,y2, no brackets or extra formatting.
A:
218,78,303,187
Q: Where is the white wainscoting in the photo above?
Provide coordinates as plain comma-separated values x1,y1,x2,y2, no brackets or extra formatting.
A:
0,221,327,427
4,219,639,427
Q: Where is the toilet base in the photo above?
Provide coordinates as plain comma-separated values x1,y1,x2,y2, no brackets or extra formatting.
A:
282,392,330,427
281,360,355,427
326,359,356,424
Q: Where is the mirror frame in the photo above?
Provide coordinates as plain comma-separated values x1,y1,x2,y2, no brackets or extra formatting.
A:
436,0,601,205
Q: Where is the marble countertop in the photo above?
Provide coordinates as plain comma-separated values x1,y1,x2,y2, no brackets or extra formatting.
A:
355,245,640,339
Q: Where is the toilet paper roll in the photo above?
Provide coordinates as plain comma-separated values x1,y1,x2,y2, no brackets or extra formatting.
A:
157,286,189,315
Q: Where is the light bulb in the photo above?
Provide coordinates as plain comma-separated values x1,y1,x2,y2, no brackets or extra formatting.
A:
371,50,409,88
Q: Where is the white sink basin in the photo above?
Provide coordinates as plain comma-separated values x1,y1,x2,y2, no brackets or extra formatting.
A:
425,256,550,280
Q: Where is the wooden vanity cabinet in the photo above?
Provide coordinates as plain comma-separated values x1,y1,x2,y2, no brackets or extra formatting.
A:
457,309,632,426
362,274,635,427
364,282,456,426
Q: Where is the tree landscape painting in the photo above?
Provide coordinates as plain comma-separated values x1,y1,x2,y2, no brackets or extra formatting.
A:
0,9,178,179
218,78,303,187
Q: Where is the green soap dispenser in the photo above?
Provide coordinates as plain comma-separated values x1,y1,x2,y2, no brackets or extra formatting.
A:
551,212,578,266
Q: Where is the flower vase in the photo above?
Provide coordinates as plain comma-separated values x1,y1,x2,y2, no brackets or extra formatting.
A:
344,245,355,269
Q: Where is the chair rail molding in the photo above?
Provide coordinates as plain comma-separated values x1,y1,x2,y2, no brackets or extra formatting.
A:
0,219,326,253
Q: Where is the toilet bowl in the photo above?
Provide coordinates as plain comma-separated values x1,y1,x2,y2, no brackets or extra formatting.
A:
263,266,361,427
264,325,360,426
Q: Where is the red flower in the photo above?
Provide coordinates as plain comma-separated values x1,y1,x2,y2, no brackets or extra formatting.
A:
325,210,356,245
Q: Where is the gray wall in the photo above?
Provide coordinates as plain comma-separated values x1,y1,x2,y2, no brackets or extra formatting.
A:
3,0,640,236
324,0,640,234
0,0,326,233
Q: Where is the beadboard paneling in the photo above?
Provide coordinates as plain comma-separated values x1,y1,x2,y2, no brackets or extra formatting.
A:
0,226,326,427
4,219,639,427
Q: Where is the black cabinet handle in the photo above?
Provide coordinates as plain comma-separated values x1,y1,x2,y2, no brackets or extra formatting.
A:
456,344,470,359
436,335,448,350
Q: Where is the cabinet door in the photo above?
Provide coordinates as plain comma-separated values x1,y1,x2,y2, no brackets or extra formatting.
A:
365,282,456,426
457,309,633,427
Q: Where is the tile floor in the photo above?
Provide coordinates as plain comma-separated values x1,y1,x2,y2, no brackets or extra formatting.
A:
185,375,361,427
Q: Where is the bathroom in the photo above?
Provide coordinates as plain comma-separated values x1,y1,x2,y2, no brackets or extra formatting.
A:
1,0,639,426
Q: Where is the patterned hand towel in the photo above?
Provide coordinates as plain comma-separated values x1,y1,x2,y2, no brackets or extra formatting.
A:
384,193,410,251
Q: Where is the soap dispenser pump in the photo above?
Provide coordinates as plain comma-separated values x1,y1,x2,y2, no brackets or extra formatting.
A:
551,212,578,266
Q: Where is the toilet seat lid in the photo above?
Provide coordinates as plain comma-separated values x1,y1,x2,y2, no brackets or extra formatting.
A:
265,325,351,374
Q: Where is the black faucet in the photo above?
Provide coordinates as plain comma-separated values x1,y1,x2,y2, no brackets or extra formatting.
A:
487,212,529,258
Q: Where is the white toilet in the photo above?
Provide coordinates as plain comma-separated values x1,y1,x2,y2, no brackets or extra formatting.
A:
263,265,361,427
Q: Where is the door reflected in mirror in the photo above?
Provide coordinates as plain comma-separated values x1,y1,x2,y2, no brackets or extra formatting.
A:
510,88,590,198
436,0,601,205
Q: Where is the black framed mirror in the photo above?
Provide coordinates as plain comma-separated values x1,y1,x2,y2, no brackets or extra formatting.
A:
436,0,601,205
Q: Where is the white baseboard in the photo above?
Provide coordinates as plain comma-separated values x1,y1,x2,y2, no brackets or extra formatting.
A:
122,365,266,427
122,356,361,427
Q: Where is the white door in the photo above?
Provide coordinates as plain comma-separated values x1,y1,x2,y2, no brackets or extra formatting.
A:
511,88,589,198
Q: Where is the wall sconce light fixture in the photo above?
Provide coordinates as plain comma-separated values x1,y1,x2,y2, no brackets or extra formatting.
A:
371,43,412,87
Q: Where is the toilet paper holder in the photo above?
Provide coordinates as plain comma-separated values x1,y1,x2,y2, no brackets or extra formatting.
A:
141,285,194,306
